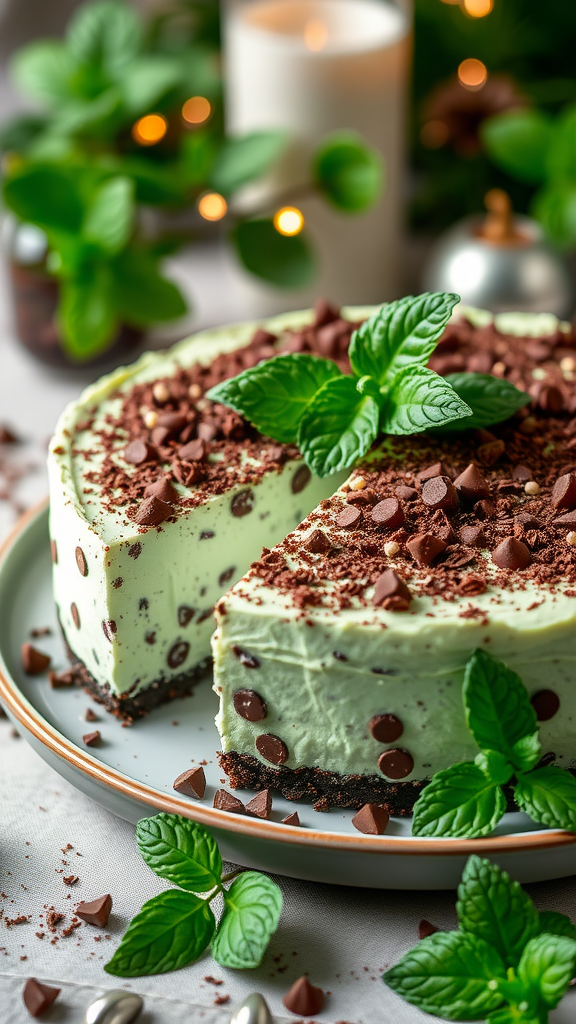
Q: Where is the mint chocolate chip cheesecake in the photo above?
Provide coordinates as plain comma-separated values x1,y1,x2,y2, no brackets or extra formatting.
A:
212,304,576,815
48,304,361,719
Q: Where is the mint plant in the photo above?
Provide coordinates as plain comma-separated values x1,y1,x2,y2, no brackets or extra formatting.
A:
385,855,576,1023
105,813,282,977
412,649,576,839
208,292,529,477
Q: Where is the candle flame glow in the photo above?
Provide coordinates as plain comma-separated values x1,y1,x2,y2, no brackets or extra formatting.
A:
274,206,305,236
182,96,212,125
462,0,493,15
198,192,228,221
304,18,328,52
132,113,168,146
458,58,488,91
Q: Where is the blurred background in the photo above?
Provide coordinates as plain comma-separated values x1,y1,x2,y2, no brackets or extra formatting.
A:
1,0,576,376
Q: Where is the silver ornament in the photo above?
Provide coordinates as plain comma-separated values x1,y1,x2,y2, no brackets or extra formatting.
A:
229,992,272,1024
84,989,143,1024
423,190,573,318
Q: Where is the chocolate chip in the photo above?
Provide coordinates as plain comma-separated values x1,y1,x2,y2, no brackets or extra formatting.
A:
83,730,101,747
50,540,57,564
551,473,576,510
21,643,51,675
173,766,206,799
49,670,75,689
406,533,446,566
282,811,300,826
491,537,531,570
178,605,195,627
85,708,98,722
255,733,288,765
419,920,439,939
454,463,491,502
314,297,340,328
305,529,331,554
460,525,485,547
76,894,112,927
158,412,187,435
233,645,260,668
124,439,155,465
200,530,215,540
416,462,449,485
477,439,505,465
283,977,325,1017
172,460,204,486
246,789,272,819
178,438,206,462
336,505,361,529
531,690,560,722
512,464,533,482
102,620,117,642
373,569,412,610
218,566,236,588
395,484,418,501
231,489,255,517
421,476,458,511
233,689,267,721
145,476,179,505
23,978,61,1018
167,640,190,669
516,512,541,530
371,497,405,529
474,499,496,520
128,542,142,559
333,650,348,662
112,577,123,589
151,425,170,447
378,748,414,779
75,546,88,577
291,465,311,493
145,631,156,644
537,384,564,412
553,510,576,527
71,603,80,629
213,790,245,813
369,713,404,743
352,803,389,835
134,495,172,527
346,488,377,506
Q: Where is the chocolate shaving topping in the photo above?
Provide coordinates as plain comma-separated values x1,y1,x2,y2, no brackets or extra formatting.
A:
233,688,267,722
255,733,288,765
173,766,206,799
352,803,389,835
76,894,112,927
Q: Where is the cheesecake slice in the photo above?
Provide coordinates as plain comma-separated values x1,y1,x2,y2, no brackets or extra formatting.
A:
48,304,360,719
213,309,576,813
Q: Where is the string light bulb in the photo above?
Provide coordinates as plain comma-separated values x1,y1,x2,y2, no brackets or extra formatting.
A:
132,113,168,146
462,0,493,15
458,58,488,91
198,192,228,221
304,18,328,51
273,207,305,236
182,96,211,125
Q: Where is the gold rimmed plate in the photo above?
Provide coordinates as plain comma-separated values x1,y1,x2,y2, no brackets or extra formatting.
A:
1,502,575,889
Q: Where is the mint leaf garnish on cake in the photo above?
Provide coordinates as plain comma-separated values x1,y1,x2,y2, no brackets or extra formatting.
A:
412,650,576,838
105,813,282,977
384,855,576,1024
208,292,531,476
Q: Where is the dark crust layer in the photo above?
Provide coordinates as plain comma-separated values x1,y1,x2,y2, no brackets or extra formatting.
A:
63,636,209,723
217,750,428,815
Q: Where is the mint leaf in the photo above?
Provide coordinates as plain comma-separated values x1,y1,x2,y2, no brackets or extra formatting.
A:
111,248,187,326
3,164,83,234
511,734,542,774
11,41,73,107
120,56,182,114
532,183,576,249
232,219,316,288
211,871,282,970
83,176,134,254
538,911,576,941
463,650,537,768
380,365,471,435
297,375,380,477
482,109,553,185
515,766,576,831
456,855,539,969
206,354,341,444
211,131,288,195
433,374,530,433
488,1008,545,1024
384,930,505,1020
474,750,514,787
136,814,222,894
104,889,215,977
349,292,459,386
314,130,383,213
67,0,142,79
58,267,117,361
517,933,576,1009
412,763,506,839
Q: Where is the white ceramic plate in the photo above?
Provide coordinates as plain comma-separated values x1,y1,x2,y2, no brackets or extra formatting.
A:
1,503,575,889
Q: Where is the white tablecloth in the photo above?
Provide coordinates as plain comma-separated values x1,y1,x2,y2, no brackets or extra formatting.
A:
1,253,576,1024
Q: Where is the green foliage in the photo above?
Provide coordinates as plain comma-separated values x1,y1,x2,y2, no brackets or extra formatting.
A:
481,111,553,185
211,130,288,195
385,855,576,1023
106,813,282,978
297,375,381,476
232,219,316,289
434,374,530,433
314,131,384,213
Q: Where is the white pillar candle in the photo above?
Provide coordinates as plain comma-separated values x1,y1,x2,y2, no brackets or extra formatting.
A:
224,0,411,312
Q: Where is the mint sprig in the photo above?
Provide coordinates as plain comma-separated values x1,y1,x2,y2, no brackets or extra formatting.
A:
412,650,576,839
105,813,282,977
207,292,530,477
385,855,576,1024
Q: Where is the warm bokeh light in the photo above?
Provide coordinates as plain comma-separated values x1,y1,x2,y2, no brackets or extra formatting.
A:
273,206,305,236
462,0,493,14
182,95,212,125
458,58,488,91
198,192,228,221
304,18,328,51
420,120,450,149
132,113,168,146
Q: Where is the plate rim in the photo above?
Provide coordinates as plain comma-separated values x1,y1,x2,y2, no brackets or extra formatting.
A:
2,500,575,858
